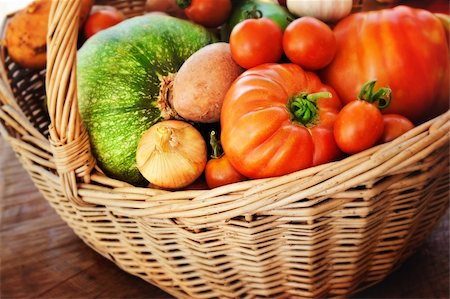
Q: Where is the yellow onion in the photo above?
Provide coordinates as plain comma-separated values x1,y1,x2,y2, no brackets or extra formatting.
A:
136,120,207,189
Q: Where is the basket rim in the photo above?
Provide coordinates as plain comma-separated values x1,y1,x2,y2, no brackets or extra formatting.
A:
75,110,450,224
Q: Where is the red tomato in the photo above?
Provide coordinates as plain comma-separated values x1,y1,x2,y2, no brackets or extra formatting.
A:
333,81,390,154
283,17,336,70
221,63,342,179
179,0,231,28
205,155,247,189
322,6,449,123
334,101,384,154
380,114,414,143
204,131,247,188
84,9,125,39
229,18,283,69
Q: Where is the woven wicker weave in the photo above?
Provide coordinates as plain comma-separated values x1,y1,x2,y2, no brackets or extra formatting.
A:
0,1,449,298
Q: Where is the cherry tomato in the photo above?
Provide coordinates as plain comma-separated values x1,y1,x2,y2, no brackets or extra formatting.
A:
84,8,125,39
334,101,384,154
230,18,283,69
178,0,232,28
334,81,391,154
205,155,247,189
204,131,246,188
380,114,414,143
283,16,336,70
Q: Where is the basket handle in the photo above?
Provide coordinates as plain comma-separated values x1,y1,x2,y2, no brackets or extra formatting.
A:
46,0,95,206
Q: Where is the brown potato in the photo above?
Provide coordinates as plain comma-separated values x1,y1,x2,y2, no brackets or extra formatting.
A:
5,0,93,70
172,43,243,123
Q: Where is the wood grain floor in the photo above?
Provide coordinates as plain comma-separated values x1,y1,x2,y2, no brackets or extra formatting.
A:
1,138,448,299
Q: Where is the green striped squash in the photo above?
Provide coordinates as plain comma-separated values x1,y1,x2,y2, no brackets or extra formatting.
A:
77,14,216,185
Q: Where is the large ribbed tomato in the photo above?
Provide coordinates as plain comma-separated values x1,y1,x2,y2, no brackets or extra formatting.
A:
221,63,342,179
321,6,449,123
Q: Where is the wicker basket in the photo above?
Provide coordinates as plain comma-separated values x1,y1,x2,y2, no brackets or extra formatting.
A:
0,1,449,298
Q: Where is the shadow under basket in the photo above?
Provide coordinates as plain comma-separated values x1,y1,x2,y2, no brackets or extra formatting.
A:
0,1,449,298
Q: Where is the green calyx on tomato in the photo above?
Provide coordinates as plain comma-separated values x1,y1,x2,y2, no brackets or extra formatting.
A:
289,91,332,126
176,0,191,9
209,130,223,159
358,80,392,110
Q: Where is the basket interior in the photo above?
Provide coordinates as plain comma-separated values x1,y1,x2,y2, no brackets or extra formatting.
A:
2,55,49,136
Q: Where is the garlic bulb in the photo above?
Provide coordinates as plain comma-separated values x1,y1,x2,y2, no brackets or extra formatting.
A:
286,0,353,23
136,120,207,189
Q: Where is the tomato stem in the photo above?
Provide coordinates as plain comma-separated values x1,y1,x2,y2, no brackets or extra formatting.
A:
209,130,223,159
358,80,392,110
245,5,263,19
289,91,331,126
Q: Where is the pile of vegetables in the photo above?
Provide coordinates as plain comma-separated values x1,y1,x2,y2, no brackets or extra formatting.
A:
5,0,449,190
